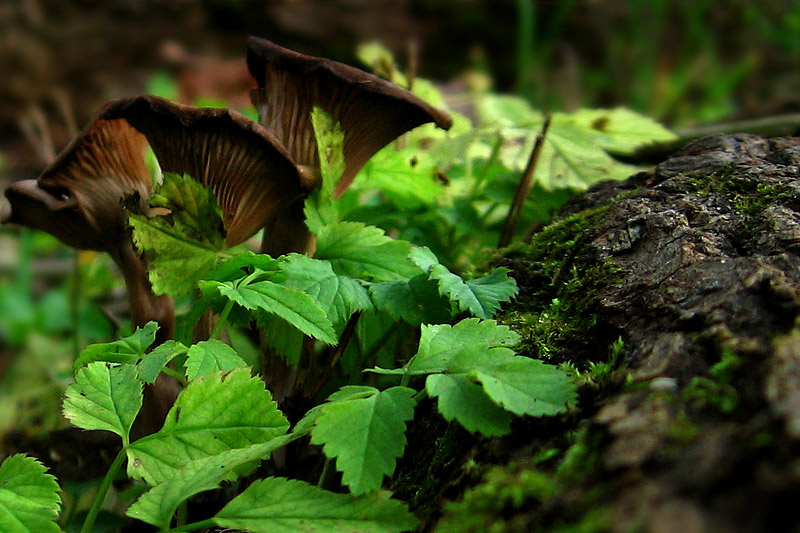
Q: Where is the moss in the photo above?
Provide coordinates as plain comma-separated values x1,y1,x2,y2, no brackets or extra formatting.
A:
687,168,790,216
501,205,622,365
436,427,611,533
682,348,743,413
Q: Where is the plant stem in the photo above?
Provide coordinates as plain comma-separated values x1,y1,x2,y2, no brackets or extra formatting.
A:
167,518,216,532
211,299,234,340
161,366,188,387
498,114,551,248
80,447,126,533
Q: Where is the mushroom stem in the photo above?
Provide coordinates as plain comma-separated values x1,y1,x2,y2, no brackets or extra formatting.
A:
109,239,174,344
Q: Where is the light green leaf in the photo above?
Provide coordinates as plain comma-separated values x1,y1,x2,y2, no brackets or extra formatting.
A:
138,340,188,384
426,374,511,436
279,254,373,326
74,321,158,368
185,339,248,381
0,455,61,533
410,248,518,319
369,275,453,325
311,107,345,200
406,319,520,375
570,107,677,155
211,278,337,345
311,386,416,494
356,149,443,208
315,222,419,281
477,94,544,128
127,437,293,529
63,362,142,446
213,477,418,533
478,95,671,191
129,172,227,296
471,358,577,417
128,368,289,484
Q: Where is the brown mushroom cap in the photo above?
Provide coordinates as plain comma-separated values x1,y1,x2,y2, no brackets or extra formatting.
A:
246,36,453,196
4,118,151,250
2,95,310,249
98,96,312,246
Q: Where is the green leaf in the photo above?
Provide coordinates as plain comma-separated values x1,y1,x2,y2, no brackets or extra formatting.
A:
63,362,143,446
471,358,577,417
0,455,61,533
213,477,418,533
406,319,520,375
356,148,443,208
138,340,188,384
369,275,453,325
185,339,248,381
311,386,416,494
311,107,345,200
279,254,373,326
128,368,289,484
477,95,670,191
426,374,511,436
129,172,227,296
127,438,293,529
315,222,419,281
570,108,677,156
208,251,280,283
410,248,518,319
74,321,158,368
210,278,337,345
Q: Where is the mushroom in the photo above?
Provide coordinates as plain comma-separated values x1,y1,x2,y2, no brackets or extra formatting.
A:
2,95,311,338
246,36,453,197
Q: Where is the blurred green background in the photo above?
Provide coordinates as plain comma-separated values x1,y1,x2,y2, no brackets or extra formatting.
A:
0,0,798,443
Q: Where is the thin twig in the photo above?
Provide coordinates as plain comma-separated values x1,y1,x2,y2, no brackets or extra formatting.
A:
498,114,552,248
54,88,79,139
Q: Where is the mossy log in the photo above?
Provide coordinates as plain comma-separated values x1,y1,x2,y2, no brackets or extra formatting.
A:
425,135,800,532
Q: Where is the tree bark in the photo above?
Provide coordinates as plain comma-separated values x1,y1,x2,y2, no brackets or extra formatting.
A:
426,135,800,532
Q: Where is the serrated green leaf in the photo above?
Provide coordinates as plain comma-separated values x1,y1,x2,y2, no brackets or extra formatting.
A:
369,275,453,325
185,339,248,381
63,362,142,446
137,340,188,384
463,269,519,317
213,477,418,533
128,368,289,484
406,319,520,375
127,437,293,529
471,358,577,417
211,278,337,345
74,321,158,368
311,386,416,494
208,251,280,283
129,173,227,296
0,455,61,533
315,222,420,281
279,254,373,326
426,374,511,436
410,248,518,319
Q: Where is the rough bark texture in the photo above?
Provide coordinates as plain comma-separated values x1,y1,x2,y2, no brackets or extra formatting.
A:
430,135,800,532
